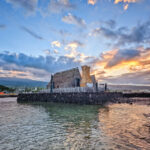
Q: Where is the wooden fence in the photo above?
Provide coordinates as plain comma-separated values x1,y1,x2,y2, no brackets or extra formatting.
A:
40,86,105,93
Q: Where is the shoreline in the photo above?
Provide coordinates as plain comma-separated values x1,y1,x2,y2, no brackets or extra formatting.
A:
114,97,150,105
0,95,18,98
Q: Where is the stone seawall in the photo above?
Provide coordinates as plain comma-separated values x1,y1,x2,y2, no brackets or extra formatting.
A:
123,92,150,98
17,92,123,105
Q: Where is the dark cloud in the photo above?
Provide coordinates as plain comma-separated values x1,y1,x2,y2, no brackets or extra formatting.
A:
48,0,75,13
0,64,51,81
105,20,116,29
0,24,6,29
21,26,43,40
145,47,150,51
117,27,128,34
0,52,80,73
91,20,150,46
106,49,140,68
5,0,38,13
92,27,117,39
118,21,150,45
62,13,86,27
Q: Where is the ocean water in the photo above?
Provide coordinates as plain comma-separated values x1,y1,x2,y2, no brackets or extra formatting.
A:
0,98,150,150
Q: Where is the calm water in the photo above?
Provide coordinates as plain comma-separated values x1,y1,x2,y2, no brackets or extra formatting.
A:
0,98,150,150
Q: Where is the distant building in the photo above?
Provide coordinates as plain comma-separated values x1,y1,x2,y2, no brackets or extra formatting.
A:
47,65,97,89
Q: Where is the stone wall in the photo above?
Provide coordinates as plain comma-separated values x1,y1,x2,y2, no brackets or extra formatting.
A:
17,92,123,105
123,92,150,98
47,68,81,89
80,66,92,87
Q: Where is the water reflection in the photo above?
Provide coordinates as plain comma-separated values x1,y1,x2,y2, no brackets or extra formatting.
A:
99,104,150,149
28,103,110,150
0,98,150,150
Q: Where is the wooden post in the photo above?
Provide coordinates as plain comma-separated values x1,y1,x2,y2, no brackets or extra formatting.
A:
50,75,54,93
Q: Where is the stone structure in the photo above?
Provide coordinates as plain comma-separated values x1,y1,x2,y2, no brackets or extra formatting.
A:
47,68,81,89
80,65,97,88
17,92,123,105
80,66,92,87
47,65,97,89
17,92,150,105
91,75,97,89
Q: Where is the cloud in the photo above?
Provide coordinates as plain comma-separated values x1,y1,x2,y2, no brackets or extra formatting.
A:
51,41,61,48
64,41,82,58
114,0,140,10
106,49,140,68
124,3,129,10
65,40,85,60
118,21,150,45
1,47,150,84
64,40,94,63
91,27,117,39
0,50,83,80
65,40,84,51
87,0,139,10
21,26,44,40
43,49,59,55
90,46,150,85
87,0,140,10
114,0,139,4
5,0,38,14
62,13,86,27
0,24,6,29
54,49,59,54
43,49,51,55
105,20,116,29
48,0,75,13
0,64,51,81
0,52,80,74
5,0,75,16
102,70,150,85
91,20,150,46
88,0,97,5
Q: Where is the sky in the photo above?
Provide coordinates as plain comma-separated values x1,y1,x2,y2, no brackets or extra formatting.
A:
0,0,150,85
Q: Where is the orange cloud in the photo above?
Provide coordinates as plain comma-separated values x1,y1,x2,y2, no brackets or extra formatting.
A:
87,0,140,10
0,69,33,79
51,41,61,48
114,0,139,4
91,47,150,82
124,3,129,10
114,0,139,10
88,0,97,5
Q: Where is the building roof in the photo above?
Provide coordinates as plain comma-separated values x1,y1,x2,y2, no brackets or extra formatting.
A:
53,67,81,79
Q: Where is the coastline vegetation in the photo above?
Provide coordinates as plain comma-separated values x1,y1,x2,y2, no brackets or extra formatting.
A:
0,85,15,93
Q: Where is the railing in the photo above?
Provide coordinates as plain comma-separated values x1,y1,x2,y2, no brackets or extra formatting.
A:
39,86,105,93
